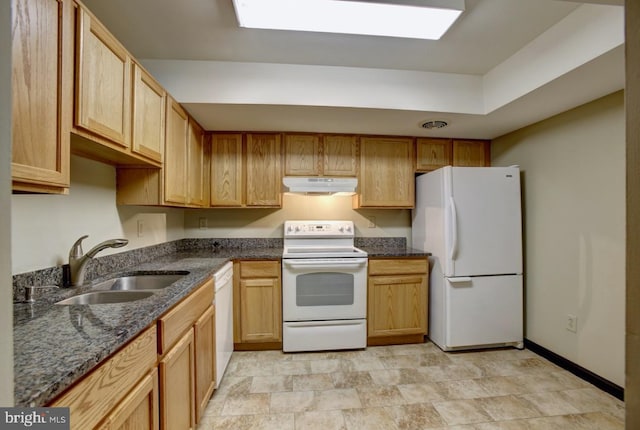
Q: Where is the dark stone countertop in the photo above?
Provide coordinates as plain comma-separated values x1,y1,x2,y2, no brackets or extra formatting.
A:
13,248,282,407
360,246,431,258
13,242,426,407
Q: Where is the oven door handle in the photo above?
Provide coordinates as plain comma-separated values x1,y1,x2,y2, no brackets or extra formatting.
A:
285,320,365,328
283,258,368,269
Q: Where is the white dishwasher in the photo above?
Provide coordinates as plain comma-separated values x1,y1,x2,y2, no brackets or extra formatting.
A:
214,261,234,387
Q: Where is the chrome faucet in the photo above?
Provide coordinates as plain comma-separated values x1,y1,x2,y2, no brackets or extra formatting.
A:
68,235,129,286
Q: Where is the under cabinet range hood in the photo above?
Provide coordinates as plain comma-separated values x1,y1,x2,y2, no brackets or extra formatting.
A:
283,177,357,195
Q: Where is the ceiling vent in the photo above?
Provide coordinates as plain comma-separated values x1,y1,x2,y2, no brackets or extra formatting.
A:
421,120,448,129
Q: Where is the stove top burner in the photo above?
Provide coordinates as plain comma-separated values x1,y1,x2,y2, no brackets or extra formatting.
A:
283,221,367,259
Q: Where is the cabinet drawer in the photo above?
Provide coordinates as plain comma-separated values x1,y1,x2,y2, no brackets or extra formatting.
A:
50,326,157,430
239,261,280,278
158,279,214,354
369,258,428,276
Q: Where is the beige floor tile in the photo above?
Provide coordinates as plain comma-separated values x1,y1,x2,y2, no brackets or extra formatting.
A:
369,368,428,385
214,376,252,398
347,356,386,371
294,410,346,430
250,375,293,393
432,399,493,426
293,374,335,391
397,383,446,404
436,379,492,400
332,371,376,388
356,385,406,407
418,353,455,367
475,395,542,421
384,402,448,429
310,358,346,374
419,363,484,382
518,391,580,416
343,407,399,430
232,361,276,377
220,393,270,416
560,388,625,420
380,355,422,369
274,360,311,375
314,388,363,411
475,376,530,396
200,343,625,429
566,412,624,430
270,390,315,414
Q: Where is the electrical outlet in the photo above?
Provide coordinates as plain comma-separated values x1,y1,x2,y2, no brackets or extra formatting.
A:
199,217,207,230
566,314,578,333
137,219,144,237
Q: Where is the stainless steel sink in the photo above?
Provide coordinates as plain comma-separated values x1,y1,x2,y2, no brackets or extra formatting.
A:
109,273,187,291
56,291,155,305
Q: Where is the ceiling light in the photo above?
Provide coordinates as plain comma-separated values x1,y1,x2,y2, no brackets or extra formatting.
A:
232,0,465,40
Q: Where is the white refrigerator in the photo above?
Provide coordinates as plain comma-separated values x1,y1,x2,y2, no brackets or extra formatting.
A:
412,166,524,351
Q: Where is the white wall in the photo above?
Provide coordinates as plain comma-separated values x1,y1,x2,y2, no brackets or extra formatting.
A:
11,156,185,275
1,0,14,406
184,194,411,241
492,91,625,386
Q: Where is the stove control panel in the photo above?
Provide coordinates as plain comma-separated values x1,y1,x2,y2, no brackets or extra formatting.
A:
284,220,354,237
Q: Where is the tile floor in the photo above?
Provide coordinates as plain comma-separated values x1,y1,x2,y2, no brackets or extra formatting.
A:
197,342,625,430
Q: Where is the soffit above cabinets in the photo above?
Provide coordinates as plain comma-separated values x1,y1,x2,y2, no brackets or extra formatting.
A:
80,0,625,139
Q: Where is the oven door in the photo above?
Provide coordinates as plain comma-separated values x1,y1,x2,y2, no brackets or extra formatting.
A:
282,257,368,321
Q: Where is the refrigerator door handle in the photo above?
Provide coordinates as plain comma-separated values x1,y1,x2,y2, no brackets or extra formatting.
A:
449,196,458,260
448,276,472,284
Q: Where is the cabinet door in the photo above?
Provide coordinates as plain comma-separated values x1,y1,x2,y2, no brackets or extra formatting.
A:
368,274,428,337
98,369,159,430
240,277,282,343
416,138,452,172
358,137,414,208
187,119,207,207
76,6,131,148
11,0,72,193
159,329,196,430
323,135,358,177
452,139,491,167
194,305,216,424
246,134,282,207
210,134,243,207
132,64,165,163
164,97,188,205
284,134,320,176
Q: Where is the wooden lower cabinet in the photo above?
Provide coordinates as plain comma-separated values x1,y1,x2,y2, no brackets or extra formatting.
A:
367,258,429,345
159,329,196,430
194,305,216,423
234,260,282,349
49,326,158,430
97,369,159,430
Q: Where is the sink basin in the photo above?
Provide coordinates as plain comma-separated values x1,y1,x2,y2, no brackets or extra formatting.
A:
56,291,155,305
109,273,187,291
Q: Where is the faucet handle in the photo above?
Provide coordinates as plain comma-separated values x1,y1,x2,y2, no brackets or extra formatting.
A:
69,235,89,259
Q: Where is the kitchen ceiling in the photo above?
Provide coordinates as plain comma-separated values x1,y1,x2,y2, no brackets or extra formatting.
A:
80,0,624,139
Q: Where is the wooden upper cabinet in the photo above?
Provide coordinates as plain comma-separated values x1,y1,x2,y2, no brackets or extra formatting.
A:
452,139,491,167
284,134,358,177
210,134,243,207
164,97,189,205
416,138,452,172
284,134,320,176
245,134,282,207
11,0,73,193
132,64,166,163
75,6,131,149
356,137,414,208
323,135,358,176
187,119,207,207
